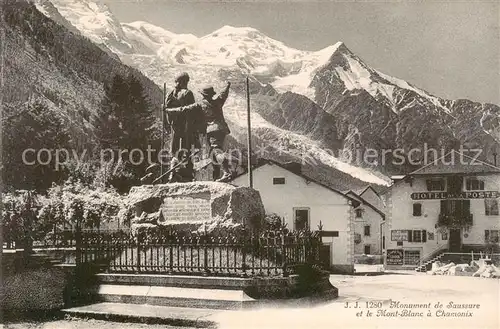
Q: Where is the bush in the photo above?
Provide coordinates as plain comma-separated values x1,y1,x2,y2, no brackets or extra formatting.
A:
263,213,285,231
356,254,377,265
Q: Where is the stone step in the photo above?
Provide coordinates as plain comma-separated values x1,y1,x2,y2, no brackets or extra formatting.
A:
62,302,225,328
94,284,257,310
95,273,255,290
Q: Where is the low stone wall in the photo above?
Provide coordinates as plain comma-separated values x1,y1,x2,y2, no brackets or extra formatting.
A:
94,272,338,301
330,264,355,274
245,266,337,299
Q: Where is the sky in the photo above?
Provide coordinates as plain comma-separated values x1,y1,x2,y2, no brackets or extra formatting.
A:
104,0,499,105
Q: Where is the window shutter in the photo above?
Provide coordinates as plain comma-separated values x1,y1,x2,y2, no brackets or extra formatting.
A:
485,230,490,243
422,230,427,242
408,230,413,242
426,179,431,191
440,200,446,214
463,200,470,213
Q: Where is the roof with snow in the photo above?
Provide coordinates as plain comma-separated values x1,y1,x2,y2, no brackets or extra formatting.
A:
408,150,500,176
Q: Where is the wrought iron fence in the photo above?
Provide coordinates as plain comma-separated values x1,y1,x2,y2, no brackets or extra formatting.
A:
2,226,77,250
2,223,121,250
78,228,322,277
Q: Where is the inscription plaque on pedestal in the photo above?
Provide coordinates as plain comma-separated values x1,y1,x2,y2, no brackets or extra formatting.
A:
161,192,211,223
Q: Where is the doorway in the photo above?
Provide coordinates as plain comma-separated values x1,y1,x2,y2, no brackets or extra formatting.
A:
449,229,462,252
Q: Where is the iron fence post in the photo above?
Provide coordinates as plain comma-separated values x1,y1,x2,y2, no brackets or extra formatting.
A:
281,228,288,277
75,217,81,268
203,225,209,276
241,228,247,277
168,231,173,274
137,232,141,273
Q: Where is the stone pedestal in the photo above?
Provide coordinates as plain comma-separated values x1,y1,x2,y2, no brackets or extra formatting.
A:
126,182,265,231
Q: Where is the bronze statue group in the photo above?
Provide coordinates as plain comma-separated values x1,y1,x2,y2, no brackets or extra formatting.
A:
162,72,233,183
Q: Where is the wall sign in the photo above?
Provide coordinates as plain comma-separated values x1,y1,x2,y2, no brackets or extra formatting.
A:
391,230,409,241
161,194,211,223
320,231,339,237
411,191,499,200
386,249,404,265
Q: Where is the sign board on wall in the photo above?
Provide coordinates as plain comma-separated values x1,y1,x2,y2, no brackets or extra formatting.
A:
411,191,499,200
320,231,339,237
391,230,409,241
386,249,404,265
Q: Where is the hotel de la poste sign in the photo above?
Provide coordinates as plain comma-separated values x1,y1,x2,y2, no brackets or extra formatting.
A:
411,191,500,200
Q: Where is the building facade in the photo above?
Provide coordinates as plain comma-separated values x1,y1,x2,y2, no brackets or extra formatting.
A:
230,160,359,273
346,189,386,262
385,151,500,269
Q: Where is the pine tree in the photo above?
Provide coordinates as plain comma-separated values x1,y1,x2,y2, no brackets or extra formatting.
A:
94,74,155,190
3,101,71,190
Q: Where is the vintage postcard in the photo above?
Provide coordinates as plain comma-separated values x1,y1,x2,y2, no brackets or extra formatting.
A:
0,0,499,328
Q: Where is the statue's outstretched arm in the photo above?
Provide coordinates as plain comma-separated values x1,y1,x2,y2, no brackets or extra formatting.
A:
215,81,231,105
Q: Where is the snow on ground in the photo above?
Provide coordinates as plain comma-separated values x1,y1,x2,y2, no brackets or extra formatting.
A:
354,264,384,273
3,319,190,329
212,274,500,329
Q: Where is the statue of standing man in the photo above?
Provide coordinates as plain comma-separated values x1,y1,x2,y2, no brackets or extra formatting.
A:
164,72,204,182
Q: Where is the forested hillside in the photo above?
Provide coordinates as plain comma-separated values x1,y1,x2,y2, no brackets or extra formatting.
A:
1,0,164,191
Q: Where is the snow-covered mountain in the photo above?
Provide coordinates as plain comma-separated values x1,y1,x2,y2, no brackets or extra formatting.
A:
35,0,500,187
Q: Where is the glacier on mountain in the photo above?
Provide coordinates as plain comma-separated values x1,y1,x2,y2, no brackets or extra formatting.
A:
38,0,499,187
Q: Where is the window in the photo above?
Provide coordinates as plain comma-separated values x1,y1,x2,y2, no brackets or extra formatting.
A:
294,208,310,231
413,203,422,216
485,230,499,243
364,245,371,255
440,200,470,215
466,178,485,191
407,229,427,243
273,177,286,185
364,225,371,236
413,230,422,242
485,199,499,216
426,179,445,191
403,250,421,266
355,208,363,218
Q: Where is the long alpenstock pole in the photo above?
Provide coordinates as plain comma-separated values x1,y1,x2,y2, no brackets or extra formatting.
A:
246,77,253,188
160,82,166,183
